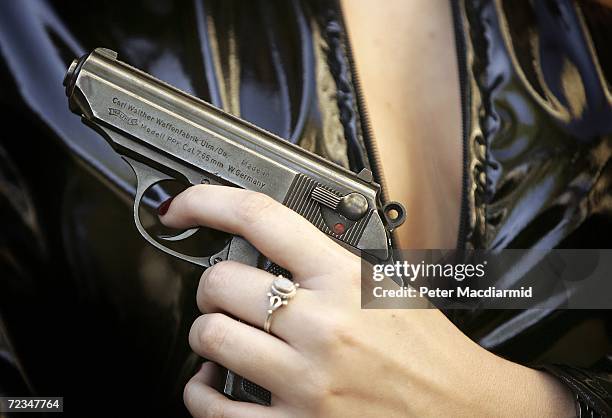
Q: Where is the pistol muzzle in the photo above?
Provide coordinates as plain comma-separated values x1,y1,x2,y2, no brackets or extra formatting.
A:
63,56,83,98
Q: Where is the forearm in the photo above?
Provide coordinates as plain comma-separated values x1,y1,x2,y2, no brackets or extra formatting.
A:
405,310,577,417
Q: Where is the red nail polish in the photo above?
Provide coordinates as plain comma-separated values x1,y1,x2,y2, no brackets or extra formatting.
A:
157,197,174,216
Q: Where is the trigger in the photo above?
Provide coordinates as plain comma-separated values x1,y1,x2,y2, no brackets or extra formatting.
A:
124,156,175,203
124,156,199,235
120,156,211,267
123,156,201,243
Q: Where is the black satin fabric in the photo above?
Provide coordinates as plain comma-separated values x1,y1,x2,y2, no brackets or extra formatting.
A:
0,1,371,416
0,0,611,416
453,0,612,415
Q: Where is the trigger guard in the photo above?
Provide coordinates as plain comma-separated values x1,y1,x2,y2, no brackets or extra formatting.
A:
124,157,211,268
159,227,199,242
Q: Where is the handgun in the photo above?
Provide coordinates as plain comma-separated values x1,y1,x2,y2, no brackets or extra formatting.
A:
63,47,406,406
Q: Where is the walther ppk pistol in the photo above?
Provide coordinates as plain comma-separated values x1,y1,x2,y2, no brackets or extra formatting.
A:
64,48,406,405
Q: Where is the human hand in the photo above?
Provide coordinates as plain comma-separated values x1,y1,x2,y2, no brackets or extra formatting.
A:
160,185,574,418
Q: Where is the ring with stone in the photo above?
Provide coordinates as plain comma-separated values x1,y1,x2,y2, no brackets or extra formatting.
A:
264,275,299,334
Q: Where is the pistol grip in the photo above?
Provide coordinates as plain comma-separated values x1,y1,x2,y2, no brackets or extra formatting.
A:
221,239,292,406
126,156,281,406
224,371,271,406
220,236,271,405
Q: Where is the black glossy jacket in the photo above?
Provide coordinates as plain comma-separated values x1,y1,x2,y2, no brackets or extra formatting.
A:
0,0,610,416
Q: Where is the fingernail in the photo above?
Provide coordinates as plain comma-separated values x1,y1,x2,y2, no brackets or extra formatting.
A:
157,196,174,216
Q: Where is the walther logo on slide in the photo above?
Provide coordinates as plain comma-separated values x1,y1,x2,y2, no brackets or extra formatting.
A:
108,107,138,125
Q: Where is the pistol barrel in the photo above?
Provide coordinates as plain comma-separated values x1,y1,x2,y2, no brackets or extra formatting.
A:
65,48,404,260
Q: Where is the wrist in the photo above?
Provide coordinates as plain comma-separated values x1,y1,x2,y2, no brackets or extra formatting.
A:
473,351,575,418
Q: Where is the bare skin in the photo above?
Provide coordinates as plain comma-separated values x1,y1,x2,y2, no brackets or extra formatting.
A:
342,0,462,250
162,186,574,417
345,0,612,248
342,0,574,415
171,1,578,416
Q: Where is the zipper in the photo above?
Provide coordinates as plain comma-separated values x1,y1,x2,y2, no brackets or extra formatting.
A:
451,0,470,251
334,0,389,204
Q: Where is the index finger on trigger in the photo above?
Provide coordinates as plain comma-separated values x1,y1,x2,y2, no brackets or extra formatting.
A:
158,184,349,278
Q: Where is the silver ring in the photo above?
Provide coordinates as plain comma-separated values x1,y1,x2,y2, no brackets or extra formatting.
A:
264,275,299,334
